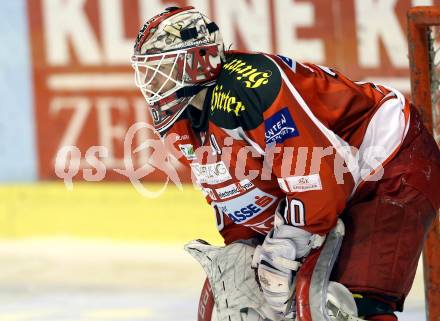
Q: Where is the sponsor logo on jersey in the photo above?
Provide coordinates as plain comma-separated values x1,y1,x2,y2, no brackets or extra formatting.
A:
277,174,322,193
215,188,276,224
277,54,296,71
223,58,272,89
215,179,255,200
179,144,196,160
264,108,299,144
190,161,232,184
211,85,246,116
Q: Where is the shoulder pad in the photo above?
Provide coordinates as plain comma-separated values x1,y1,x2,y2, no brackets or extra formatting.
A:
208,52,282,130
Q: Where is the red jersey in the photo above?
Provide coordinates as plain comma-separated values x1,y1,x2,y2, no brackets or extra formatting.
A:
165,50,410,244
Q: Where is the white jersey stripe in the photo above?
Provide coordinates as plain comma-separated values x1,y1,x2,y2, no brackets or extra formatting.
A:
353,86,410,195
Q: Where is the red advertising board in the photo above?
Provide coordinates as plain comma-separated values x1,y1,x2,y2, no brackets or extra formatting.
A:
27,0,440,181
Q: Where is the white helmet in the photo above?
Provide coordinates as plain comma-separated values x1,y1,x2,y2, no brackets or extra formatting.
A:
132,6,225,135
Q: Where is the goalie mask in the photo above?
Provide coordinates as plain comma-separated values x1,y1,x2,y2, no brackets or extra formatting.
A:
132,6,225,135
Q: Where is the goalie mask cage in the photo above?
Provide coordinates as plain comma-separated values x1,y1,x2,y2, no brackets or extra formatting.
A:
407,6,440,321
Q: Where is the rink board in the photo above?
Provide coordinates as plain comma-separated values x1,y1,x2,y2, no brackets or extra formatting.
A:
0,182,222,244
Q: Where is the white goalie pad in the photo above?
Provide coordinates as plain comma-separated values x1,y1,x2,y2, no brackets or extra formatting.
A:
186,220,363,321
295,219,364,321
185,240,281,321
326,281,362,321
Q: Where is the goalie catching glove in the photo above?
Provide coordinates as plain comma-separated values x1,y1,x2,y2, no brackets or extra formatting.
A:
185,239,282,321
251,203,326,318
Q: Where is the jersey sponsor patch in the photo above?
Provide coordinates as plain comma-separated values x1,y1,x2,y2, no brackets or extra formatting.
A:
210,53,282,131
179,144,197,160
215,188,277,224
211,85,246,116
264,108,299,144
222,58,272,89
215,179,255,200
277,174,322,193
190,161,232,184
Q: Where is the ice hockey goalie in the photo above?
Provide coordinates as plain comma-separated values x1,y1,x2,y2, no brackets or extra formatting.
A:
131,6,440,321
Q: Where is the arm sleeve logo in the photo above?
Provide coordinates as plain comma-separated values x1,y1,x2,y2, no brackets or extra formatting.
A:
264,107,299,144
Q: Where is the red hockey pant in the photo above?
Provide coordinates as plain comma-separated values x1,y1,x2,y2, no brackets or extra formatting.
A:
332,106,440,312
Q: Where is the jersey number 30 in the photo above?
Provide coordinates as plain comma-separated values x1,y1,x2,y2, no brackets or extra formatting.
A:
284,199,305,226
